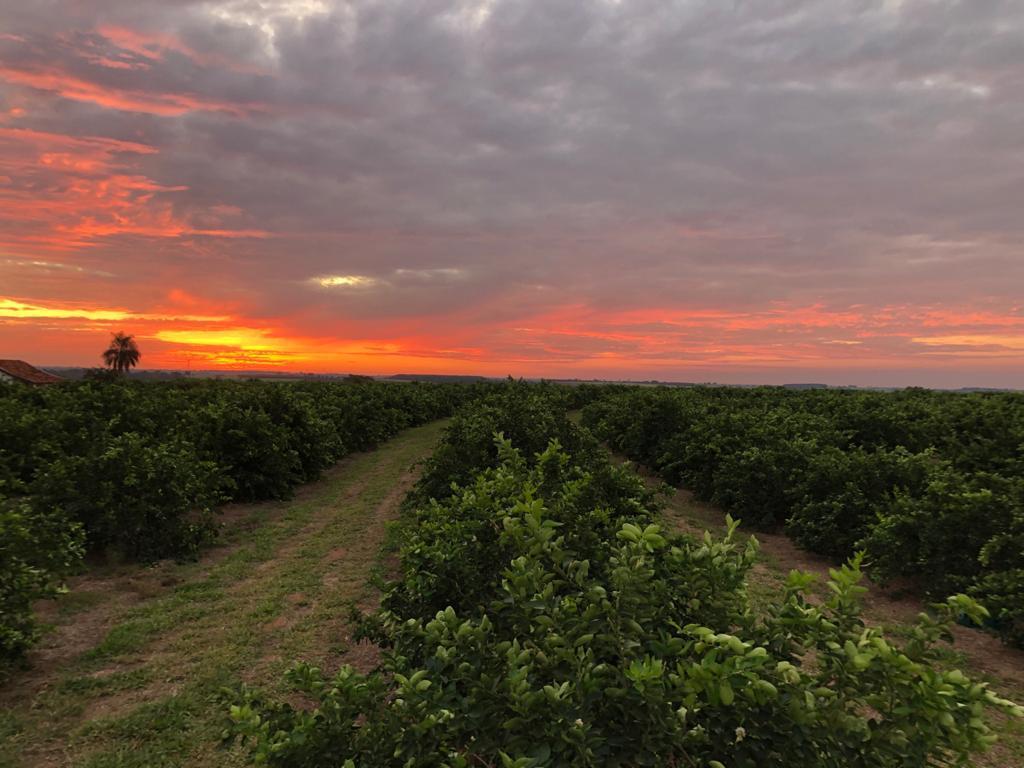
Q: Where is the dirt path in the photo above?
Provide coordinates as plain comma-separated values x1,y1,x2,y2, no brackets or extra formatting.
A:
0,420,447,768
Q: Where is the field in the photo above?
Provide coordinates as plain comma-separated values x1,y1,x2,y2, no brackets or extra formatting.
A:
2,380,1023,766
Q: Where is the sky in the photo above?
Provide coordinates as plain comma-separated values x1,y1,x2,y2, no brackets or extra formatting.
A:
1,0,1022,387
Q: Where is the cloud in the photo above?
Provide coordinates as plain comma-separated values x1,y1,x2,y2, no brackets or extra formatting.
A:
0,0,1022,385
911,334,1024,352
0,297,229,323
0,125,268,256
311,274,378,288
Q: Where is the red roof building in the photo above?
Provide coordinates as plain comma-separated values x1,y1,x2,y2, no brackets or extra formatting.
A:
0,359,65,385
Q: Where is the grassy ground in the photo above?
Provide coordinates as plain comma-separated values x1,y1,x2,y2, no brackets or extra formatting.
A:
0,420,447,768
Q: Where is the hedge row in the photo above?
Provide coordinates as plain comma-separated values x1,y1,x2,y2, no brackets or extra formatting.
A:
0,378,489,664
231,384,1022,766
581,386,1024,646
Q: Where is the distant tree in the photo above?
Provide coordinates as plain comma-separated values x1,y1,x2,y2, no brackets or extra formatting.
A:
83,368,120,383
102,332,141,374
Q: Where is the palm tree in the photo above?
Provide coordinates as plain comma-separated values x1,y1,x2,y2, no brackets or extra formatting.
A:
102,332,141,373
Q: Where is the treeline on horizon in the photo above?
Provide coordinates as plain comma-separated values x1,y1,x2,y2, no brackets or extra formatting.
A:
583,385,1024,647
40,365,1024,392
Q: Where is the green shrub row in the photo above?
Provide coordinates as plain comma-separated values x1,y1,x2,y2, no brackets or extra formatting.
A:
0,378,490,664
231,393,1022,766
0,499,84,666
581,386,1024,645
410,381,595,504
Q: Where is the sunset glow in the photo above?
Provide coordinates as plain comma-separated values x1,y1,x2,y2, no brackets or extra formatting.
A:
1,2,1022,387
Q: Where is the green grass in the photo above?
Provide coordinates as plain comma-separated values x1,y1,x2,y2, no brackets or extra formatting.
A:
56,669,153,697
0,420,447,768
55,591,109,618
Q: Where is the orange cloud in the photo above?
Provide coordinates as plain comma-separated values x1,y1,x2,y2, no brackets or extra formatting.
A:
474,302,1024,374
96,25,268,76
912,334,1024,351
96,25,198,63
0,298,229,323
0,126,157,156
0,65,262,116
0,126,267,255
2,292,1023,380
0,22,270,117
154,327,282,350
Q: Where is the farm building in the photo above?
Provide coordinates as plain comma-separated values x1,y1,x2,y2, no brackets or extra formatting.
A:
0,359,65,385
